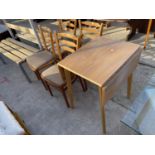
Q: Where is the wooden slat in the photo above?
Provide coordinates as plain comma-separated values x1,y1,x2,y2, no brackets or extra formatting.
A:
1,40,34,56
81,21,101,28
61,46,75,53
82,27,99,34
58,33,78,41
6,38,39,53
0,47,21,63
0,43,27,60
66,23,75,28
16,33,38,44
58,37,141,87
6,23,34,35
60,40,77,47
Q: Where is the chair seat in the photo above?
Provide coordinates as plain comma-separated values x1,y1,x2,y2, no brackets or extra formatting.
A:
0,101,25,135
26,51,53,71
76,29,99,45
41,64,65,86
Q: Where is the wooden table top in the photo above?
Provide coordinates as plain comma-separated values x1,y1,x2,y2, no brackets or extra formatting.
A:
58,36,141,87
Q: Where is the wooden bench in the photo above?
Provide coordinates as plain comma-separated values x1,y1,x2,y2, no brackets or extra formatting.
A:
0,23,40,82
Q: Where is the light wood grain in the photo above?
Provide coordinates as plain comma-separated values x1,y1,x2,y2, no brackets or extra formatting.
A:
6,23,35,35
16,33,37,44
59,36,141,87
64,69,74,108
58,36,142,134
58,19,77,35
144,19,152,49
98,87,106,134
0,42,27,60
79,20,104,37
54,32,81,56
0,47,22,64
6,38,39,53
1,40,33,56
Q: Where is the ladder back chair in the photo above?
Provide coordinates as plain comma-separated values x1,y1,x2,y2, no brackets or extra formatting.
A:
54,32,82,60
58,19,77,35
26,25,56,84
38,25,55,52
41,31,87,107
78,20,104,44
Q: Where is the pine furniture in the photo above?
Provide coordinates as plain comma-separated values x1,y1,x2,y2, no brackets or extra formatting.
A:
58,36,142,134
78,20,104,44
58,19,77,35
26,26,55,84
41,31,87,107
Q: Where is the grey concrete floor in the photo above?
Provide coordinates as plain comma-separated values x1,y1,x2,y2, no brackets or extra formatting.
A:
0,20,155,135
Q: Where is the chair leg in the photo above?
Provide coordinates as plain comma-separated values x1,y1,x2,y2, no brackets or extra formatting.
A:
41,78,48,90
35,70,41,80
35,70,48,90
79,77,87,92
83,79,87,91
61,89,70,108
46,82,53,96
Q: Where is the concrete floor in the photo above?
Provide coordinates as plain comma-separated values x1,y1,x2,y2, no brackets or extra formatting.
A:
0,20,155,134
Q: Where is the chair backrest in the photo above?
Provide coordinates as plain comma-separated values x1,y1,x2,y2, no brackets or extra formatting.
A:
58,19,77,35
5,22,35,35
38,25,56,57
78,20,104,36
54,32,81,60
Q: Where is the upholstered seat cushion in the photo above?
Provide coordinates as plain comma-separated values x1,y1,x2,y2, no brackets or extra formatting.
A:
0,101,25,135
41,64,65,86
26,51,53,71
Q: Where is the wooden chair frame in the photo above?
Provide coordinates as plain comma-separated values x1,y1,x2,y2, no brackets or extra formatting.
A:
41,32,87,107
38,25,56,57
54,32,82,60
58,19,77,35
78,20,104,37
26,25,57,89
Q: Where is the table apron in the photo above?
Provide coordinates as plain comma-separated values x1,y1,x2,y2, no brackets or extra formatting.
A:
104,52,141,102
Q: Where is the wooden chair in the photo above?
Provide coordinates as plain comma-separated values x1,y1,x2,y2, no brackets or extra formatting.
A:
41,32,87,107
38,25,55,52
58,19,77,35
26,26,56,83
78,20,104,44
54,31,82,60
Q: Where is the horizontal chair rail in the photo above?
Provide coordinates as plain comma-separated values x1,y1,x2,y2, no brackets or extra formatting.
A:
81,21,101,28
58,33,78,41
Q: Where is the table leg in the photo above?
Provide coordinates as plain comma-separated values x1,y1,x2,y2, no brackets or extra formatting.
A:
127,73,133,99
144,19,152,49
98,87,106,134
64,69,74,108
